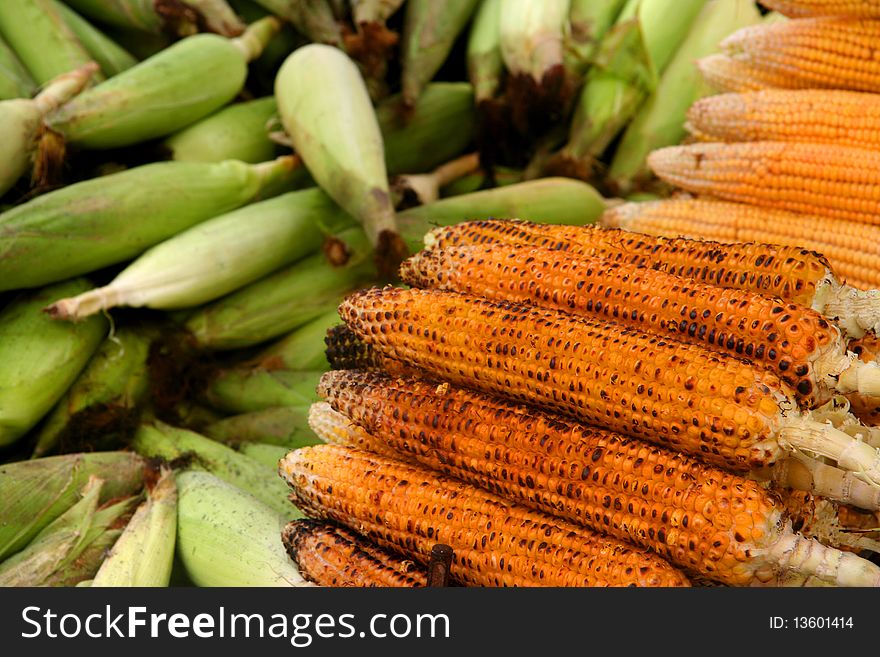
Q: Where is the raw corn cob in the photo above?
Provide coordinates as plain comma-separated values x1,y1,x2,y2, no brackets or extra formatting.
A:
719,18,880,93
282,519,428,587
0,35,37,100
175,471,311,587
686,90,880,150
696,53,786,93
339,286,880,481
400,242,880,408
52,1,138,77
601,198,880,298
648,141,880,227
281,444,691,587
308,401,401,459
0,156,298,292
317,370,880,586
759,0,880,18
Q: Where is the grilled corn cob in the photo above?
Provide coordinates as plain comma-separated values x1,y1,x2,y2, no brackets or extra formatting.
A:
308,401,401,458
281,444,691,587
759,1,880,18
648,141,880,227
696,53,786,93
317,370,880,586
719,18,880,93
282,519,427,587
324,323,418,377
339,286,880,481
400,242,880,408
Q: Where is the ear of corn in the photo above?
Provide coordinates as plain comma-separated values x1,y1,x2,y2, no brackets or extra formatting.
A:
720,17,880,93
0,156,298,292
45,17,280,150
175,470,311,587
253,309,341,371
131,421,295,517
52,1,138,77
32,325,154,458
62,0,180,35
308,401,402,458
0,280,107,448
203,405,320,448
759,0,880,18
648,141,880,226
236,442,290,468
46,188,356,320
696,53,787,93
283,519,428,587
185,226,376,351
250,0,343,45
0,61,97,198
565,0,628,74
466,0,503,104
0,0,101,86
0,451,145,561
400,0,480,107
282,444,692,587
203,369,324,415
0,476,138,587
0,35,37,100
608,0,762,190
318,370,880,586
91,468,177,587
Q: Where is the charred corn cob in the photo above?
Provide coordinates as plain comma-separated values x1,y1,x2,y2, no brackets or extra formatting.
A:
686,90,880,150
308,401,402,458
400,242,880,408
720,18,880,93
282,519,427,587
759,0,880,18
324,323,417,376
648,142,880,227
317,370,880,586
696,53,787,93
281,444,691,587
339,286,880,481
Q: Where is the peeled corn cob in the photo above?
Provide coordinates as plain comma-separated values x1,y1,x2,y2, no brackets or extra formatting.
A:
282,519,427,587
308,401,401,458
759,1,880,18
317,370,880,586
339,286,880,481
282,444,691,587
720,18,880,93
686,90,880,150
400,242,880,408
696,53,786,93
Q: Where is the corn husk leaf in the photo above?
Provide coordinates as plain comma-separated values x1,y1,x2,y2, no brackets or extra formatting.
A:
203,405,319,448
204,370,325,415
0,35,36,100
52,1,138,77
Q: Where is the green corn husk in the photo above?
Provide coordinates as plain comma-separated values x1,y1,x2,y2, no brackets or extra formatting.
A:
0,0,102,86
203,405,319,448
100,25,171,59
250,0,342,45
557,0,705,166
392,152,481,207
252,309,341,371
204,370,324,415
0,36,36,100
179,0,246,36
237,442,290,468
381,82,477,175
53,1,138,77
163,97,279,163
608,0,762,192
352,0,405,24
466,0,503,104
345,0,403,100
0,476,137,587
185,226,376,350
0,62,96,198
91,469,177,587
565,0,628,74
47,188,356,320
440,165,522,197
276,44,404,267
64,0,244,37
0,451,145,561
175,471,310,586
132,421,293,516
43,17,280,152
0,155,298,292
0,280,108,448
32,326,154,458
400,0,480,107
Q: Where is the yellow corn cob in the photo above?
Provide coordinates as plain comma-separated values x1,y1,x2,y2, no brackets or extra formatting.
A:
317,369,880,586
648,141,880,226
400,242,880,408
721,18,880,93
425,219,833,307
686,90,880,150
281,519,427,587
696,54,789,93
759,1,880,20
601,198,880,293
308,401,402,458
281,444,691,587
339,286,880,482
